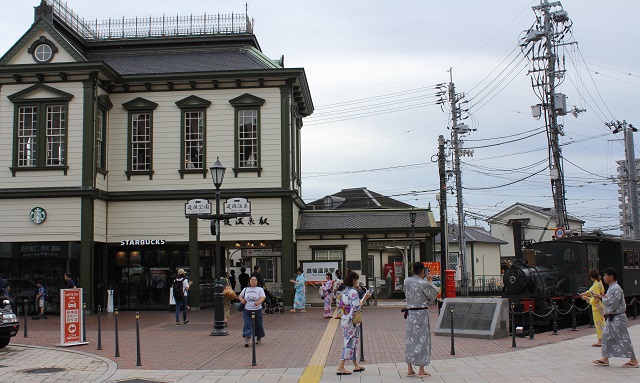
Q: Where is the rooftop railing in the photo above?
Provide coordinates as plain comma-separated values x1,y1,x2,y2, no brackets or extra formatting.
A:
46,0,253,41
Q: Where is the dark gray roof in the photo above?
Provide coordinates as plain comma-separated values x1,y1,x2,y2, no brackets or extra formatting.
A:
307,187,414,210
87,48,278,75
298,210,436,232
436,224,507,244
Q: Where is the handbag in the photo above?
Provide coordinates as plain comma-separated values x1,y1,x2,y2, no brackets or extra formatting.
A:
352,310,362,324
237,288,246,311
223,280,236,300
319,285,326,299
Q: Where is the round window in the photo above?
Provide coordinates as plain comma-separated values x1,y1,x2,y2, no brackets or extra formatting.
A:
33,43,53,63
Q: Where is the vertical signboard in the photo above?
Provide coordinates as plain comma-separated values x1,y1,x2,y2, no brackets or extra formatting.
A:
57,288,89,347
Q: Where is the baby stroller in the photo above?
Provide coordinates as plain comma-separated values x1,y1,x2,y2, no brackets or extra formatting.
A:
263,287,284,314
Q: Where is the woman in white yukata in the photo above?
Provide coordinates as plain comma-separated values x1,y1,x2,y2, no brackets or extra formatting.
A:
403,262,439,377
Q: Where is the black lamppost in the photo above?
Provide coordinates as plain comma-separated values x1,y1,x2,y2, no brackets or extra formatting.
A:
210,157,228,336
409,208,417,266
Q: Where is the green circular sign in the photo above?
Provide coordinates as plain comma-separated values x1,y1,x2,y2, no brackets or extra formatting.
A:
30,207,47,224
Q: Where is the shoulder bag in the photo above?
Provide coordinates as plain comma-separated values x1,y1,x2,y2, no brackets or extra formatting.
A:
223,280,237,300
352,310,362,324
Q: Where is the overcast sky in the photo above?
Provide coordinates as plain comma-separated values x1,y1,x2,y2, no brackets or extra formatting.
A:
2,1,639,233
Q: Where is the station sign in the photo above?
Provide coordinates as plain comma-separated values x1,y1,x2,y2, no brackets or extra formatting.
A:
185,199,212,217
224,197,251,215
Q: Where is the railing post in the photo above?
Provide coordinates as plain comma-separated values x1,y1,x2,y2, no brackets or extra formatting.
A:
359,322,364,362
450,305,455,355
97,305,102,350
511,302,516,348
571,299,577,331
114,308,120,357
251,311,257,366
22,300,28,338
82,302,87,342
136,312,141,366
633,295,638,320
528,306,534,340
552,302,558,335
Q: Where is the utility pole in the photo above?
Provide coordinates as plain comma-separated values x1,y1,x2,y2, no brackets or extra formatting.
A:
438,135,448,297
447,71,472,294
523,0,578,230
608,120,639,239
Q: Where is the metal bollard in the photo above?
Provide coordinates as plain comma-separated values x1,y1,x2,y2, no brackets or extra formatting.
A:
529,306,534,340
136,312,141,366
82,302,87,342
571,299,577,331
22,300,28,338
552,302,558,335
450,306,455,355
634,296,638,320
589,302,595,328
359,322,364,362
114,308,120,357
251,311,257,366
511,303,516,348
97,305,102,350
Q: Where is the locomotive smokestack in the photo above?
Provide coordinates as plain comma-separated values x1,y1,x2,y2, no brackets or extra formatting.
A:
512,221,524,260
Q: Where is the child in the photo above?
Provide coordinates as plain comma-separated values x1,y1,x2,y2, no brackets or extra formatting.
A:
33,280,47,319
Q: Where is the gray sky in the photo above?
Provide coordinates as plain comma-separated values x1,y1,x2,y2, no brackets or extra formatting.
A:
2,1,639,233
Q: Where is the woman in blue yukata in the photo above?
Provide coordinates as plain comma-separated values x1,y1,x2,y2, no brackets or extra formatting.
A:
336,270,371,375
289,267,307,313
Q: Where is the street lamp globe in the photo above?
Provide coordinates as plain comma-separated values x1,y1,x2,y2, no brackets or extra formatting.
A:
210,157,226,188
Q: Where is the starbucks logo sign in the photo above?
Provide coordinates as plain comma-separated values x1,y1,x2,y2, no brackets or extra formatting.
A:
30,207,47,224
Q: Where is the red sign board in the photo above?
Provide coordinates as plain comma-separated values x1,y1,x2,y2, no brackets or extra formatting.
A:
423,262,441,277
58,288,87,346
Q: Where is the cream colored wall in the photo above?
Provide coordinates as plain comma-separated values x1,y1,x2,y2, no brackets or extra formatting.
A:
196,197,283,242
0,198,81,242
107,201,190,243
95,89,109,191
0,83,84,187
94,199,107,243
8,30,78,65
296,238,361,262
469,242,501,277
105,88,282,192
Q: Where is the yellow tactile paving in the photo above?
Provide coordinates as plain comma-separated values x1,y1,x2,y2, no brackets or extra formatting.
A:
298,318,339,383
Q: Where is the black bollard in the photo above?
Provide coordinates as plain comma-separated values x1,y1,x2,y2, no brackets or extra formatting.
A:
97,305,102,350
114,308,120,357
552,302,558,335
633,295,638,320
588,302,595,328
359,322,364,362
82,302,87,342
136,312,141,366
529,306,534,340
571,299,577,331
251,311,257,366
22,300,28,338
511,303,516,347
450,306,455,355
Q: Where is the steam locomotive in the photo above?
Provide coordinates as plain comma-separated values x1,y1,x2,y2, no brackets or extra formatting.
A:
502,234,640,324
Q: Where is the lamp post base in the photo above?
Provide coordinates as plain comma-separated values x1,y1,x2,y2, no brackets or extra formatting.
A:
210,279,228,336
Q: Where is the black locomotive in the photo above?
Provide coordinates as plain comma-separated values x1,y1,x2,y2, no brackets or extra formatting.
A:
503,234,640,324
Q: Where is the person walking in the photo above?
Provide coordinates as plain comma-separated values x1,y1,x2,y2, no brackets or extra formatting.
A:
32,280,47,319
333,269,345,319
220,271,231,326
320,272,334,318
592,267,638,368
335,270,368,375
403,262,439,377
229,269,237,292
173,269,191,325
580,269,605,347
251,265,265,288
238,276,266,347
290,267,306,313
64,273,76,288
238,267,250,292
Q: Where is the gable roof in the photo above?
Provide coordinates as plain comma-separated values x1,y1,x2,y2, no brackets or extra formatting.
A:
307,187,414,210
488,202,584,224
297,209,438,234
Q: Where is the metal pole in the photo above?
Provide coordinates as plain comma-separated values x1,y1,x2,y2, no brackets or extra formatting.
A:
571,299,577,331
623,121,640,239
411,221,416,266
114,308,120,357
552,302,558,335
22,300,28,338
511,303,516,347
450,306,455,355
211,183,228,336
528,306,534,340
82,302,87,342
251,311,257,366
438,135,448,298
359,323,364,362
136,312,141,366
97,305,102,350
634,295,638,320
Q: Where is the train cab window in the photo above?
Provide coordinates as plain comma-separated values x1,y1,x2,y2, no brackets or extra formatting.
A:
635,250,640,268
624,250,630,268
563,248,577,267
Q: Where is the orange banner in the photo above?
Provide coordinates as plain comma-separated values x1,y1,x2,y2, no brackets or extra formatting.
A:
423,262,441,277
